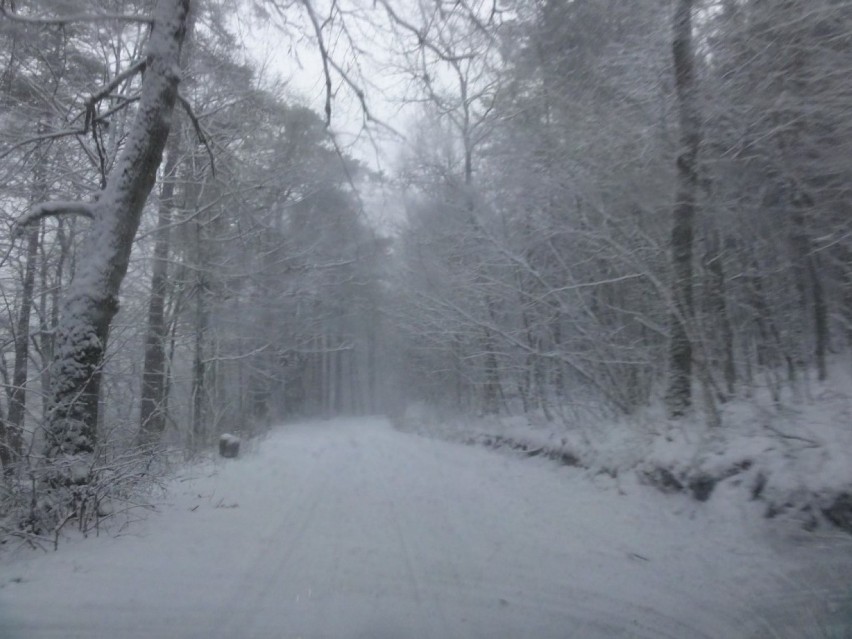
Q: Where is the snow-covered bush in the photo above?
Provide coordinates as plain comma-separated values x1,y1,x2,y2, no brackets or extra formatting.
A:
1,437,173,551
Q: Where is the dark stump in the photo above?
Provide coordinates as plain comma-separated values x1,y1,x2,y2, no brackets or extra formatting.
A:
219,434,240,458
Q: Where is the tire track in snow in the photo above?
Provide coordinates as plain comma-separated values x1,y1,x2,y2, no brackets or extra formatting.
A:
386,495,457,638
382,435,489,639
208,461,333,639
383,426,736,639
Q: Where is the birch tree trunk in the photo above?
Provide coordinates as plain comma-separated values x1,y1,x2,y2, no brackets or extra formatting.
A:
44,0,190,463
664,0,701,418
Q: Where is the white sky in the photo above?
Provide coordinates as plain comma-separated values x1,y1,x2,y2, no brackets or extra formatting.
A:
228,0,508,232
231,1,416,174
227,1,430,233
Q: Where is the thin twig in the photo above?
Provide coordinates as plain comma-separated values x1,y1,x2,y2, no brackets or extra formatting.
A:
298,0,334,126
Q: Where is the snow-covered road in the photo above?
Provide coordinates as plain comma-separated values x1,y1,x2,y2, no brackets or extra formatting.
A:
1,418,850,638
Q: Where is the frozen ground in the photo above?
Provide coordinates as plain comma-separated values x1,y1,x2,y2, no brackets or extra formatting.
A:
1,417,851,639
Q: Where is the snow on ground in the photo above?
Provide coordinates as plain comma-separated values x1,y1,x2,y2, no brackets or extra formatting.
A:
401,370,852,535
1,417,851,639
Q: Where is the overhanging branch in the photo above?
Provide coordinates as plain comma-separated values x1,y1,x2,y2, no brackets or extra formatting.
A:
0,7,152,25
14,201,94,235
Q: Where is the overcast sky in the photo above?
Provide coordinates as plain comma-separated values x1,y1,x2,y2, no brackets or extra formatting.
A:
233,1,416,174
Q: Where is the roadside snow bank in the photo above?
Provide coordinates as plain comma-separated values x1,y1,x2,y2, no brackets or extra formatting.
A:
397,380,852,535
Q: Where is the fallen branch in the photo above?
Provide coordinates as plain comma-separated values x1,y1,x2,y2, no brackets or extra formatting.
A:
0,524,50,552
764,423,821,449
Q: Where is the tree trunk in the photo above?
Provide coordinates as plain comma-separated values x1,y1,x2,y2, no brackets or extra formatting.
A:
334,343,344,414
790,204,829,382
5,225,40,463
481,329,500,415
191,272,208,449
703,233,736,398
138,135,181,445
665,0,701,419
366,310,377,413
44,0,190,463
6,130,52,468
39,219,69,418
810,255,828,382
748,263,788,401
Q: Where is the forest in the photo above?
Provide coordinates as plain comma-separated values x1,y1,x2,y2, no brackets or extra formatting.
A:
0,0,850,540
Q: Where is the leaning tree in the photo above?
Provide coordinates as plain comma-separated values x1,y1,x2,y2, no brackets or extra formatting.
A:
6,0,191,475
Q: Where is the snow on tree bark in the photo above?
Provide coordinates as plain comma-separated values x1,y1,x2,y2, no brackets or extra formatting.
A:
44,0,190,462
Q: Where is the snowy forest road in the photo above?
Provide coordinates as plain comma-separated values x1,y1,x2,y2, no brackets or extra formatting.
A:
1,418,849,639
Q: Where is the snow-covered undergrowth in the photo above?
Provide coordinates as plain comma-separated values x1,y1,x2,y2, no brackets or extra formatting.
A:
0,442,185,552
398,371,852,536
